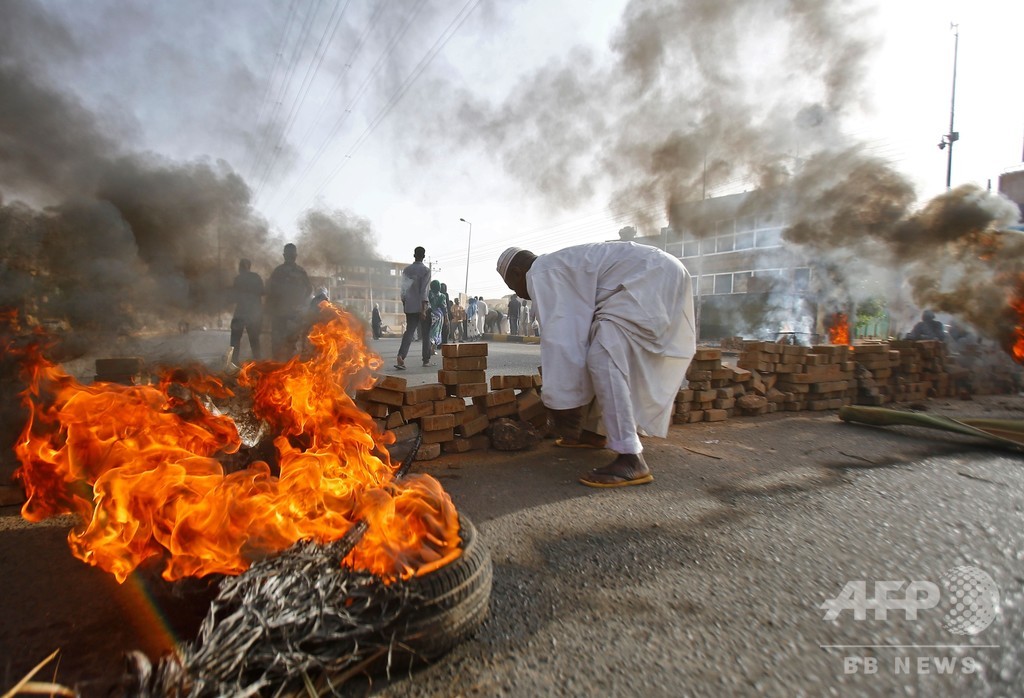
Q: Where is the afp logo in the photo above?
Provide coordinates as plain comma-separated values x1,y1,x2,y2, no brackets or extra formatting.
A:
820,565,999,635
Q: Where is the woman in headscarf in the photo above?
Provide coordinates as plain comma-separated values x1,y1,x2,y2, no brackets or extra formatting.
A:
428,279,445,350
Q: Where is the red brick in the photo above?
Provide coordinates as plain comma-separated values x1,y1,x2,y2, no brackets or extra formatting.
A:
404,383,446,404
441,342,488,357
442,355,487,371
447,383,488,398
421,413,456,431
422,427,455,444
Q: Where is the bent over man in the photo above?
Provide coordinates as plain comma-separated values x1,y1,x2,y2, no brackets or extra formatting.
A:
497,242,695,488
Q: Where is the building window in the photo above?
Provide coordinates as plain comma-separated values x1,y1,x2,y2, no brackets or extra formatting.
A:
794,267,810,293
734,271,752,293
755,229,783,248
715,234,735,253
736,215,755,232
735,231,754,250
757,211,779,228
666,241,683,257
714,273,734,295
683,240,701,258
698,275,714,296
715,219,733,236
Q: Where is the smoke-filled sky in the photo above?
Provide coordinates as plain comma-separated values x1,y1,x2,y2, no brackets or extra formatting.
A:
0,0,1022,317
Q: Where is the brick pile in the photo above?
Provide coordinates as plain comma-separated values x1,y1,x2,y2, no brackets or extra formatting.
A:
488,373,548,431
674,348,759,423
733,341,795,412
850,340,961,403
850,343,897,405
355,342,546,460
355,376,455,461
889,339,953,400
774,345,856,412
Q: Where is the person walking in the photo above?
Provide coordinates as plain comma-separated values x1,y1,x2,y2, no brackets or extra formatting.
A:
508,294,521,336
371,303,382,340
497,242,695,488
396,246,431,369
451,298,467,341
228,258,264,365
466,296,478,339
475,297,488,336
439,282,452,345
428,280,446,351
266,243,312,361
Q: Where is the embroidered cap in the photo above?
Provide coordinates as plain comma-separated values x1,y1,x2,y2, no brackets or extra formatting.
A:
496,247,523,279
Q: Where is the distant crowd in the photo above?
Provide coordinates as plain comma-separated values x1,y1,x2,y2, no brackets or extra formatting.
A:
226,243,544,368
392,246,539,370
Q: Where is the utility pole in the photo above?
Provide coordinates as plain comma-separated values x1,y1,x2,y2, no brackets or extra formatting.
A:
938,23,960,189
460,218,472,302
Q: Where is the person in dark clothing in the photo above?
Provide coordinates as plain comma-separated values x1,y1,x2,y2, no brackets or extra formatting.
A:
229,258,264,365
371,303,382,340
508,294,521,335
485,308,503,334
906,310,947,341
266,243,312,361
440,282,452,345
396,246,432,369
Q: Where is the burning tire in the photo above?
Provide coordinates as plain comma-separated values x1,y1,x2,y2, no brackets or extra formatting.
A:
126,514,492,695
384,513,493,671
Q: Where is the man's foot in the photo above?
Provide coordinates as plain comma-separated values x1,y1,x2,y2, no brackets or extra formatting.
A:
394,356,406,370
555,429,607,449
579,453,653,488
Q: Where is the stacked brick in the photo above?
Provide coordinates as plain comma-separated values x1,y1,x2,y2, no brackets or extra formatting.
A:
850,343,898,405
438,343,489,399
488,373,547,431
355,376,459,461
354,342,547,460
674,348,756,423
850,340,962,403
774,345,856,412
733,341,793,413
437,343,493,455
731,341,857,412
889,339,953,400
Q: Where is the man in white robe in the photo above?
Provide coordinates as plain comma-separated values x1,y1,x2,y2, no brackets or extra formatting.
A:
497,242,696,487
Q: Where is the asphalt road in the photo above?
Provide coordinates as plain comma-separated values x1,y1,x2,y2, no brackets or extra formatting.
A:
1,331,1022,696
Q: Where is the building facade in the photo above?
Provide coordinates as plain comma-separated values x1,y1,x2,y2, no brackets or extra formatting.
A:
636,192,820,342
313,259,407,333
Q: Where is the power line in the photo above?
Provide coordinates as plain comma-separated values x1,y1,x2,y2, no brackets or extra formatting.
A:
265,0,394,214
249,0,323,188
289,1,386,166
275,0,432,213
244,0,301,178
302,0,483,207
254,0,352,201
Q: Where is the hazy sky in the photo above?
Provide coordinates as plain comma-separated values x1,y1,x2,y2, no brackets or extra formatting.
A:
5,0,1023,299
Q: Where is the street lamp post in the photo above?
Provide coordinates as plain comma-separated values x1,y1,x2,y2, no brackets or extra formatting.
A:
459,217,472,301
938,23,960,189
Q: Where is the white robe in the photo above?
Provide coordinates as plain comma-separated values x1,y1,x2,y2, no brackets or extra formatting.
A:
527,242,696,444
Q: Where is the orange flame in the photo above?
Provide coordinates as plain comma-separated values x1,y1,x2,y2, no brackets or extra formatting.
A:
828,312,851,345
1007,286,1024,364
10,303,461,583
